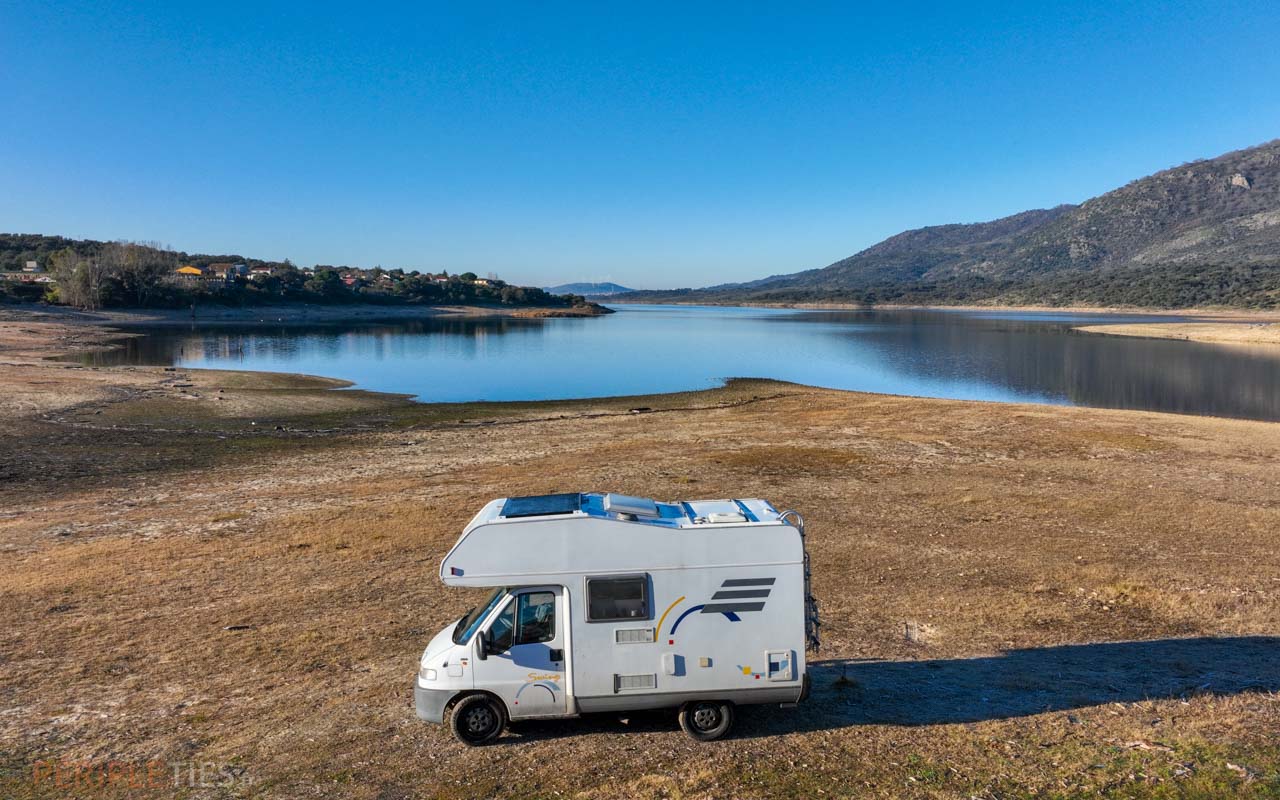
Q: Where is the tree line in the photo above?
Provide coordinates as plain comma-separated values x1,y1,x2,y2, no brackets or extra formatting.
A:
1,236,593,311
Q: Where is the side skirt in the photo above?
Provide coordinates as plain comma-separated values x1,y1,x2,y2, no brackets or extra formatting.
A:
576,685,803,714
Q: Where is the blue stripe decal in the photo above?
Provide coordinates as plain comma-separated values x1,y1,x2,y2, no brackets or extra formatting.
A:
670,604,705,634
700,602,765,614
671,604,741,634
712,589,771,599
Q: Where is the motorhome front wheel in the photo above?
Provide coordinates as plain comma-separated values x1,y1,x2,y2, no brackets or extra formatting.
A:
678,700,734,741
450,694,506,746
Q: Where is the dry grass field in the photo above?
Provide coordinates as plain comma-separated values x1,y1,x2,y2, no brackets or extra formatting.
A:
1,320,1278,799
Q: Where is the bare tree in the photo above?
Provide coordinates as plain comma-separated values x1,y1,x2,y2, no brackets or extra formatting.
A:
104,240,177,307
49,248,110,310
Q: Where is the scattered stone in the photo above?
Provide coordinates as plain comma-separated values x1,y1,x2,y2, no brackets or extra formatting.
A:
903,620,938,644
1226,762,1259,780
1123,740,1173,752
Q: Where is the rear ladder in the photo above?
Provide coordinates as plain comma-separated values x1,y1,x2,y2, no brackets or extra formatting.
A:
780,509,821,652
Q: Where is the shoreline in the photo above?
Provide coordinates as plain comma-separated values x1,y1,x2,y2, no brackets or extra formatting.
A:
1075,321,1280,348
5,310,1278,428
0,301,610,328
7,304,1279,421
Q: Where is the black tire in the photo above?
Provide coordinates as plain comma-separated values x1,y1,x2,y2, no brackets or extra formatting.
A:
450,694,506,746
678,700,734,741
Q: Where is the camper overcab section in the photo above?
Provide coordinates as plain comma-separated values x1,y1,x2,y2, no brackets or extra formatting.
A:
415,492,819,744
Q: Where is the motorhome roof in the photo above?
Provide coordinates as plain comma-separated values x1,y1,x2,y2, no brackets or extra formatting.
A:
494,492,781,528
443,493,801,586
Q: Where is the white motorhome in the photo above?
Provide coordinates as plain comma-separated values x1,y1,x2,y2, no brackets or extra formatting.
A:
414,492,820,744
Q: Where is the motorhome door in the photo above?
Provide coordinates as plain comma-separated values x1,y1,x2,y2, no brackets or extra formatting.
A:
474,587,568,718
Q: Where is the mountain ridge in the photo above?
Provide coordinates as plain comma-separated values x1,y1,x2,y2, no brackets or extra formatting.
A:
624,139,1280,308
543,281,634,296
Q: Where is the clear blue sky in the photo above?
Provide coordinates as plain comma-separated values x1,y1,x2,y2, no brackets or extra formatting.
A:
3,2,1279,289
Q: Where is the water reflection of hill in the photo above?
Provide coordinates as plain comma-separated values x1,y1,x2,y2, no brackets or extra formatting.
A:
82,319,549,366
810,311,1280,420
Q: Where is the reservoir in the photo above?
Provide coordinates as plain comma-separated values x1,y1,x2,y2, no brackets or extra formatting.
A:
82,304,1280,421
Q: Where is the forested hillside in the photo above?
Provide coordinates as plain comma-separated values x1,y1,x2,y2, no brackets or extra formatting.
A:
0,235,600,312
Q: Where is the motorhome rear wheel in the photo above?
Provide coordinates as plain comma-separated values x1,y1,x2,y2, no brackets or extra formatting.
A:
678,700,735,741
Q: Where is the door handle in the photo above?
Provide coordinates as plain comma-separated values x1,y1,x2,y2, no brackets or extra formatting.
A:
550,648,564,663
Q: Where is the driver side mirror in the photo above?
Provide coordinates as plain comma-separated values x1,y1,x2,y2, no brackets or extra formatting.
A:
475,629,488,661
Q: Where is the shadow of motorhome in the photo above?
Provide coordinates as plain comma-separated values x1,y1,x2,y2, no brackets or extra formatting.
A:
502,710,678,744
497,637,1279,743
734,636,1280,737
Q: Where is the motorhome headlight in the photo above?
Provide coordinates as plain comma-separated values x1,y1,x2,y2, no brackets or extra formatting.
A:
418,665,437,682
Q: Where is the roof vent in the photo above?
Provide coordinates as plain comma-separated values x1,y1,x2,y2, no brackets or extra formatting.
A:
603,493,660,517
706,512,747,523
686,500,749,523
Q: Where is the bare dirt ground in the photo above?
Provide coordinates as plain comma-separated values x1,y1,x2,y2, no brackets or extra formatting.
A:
1078,321,1280,348
1,320,1278,799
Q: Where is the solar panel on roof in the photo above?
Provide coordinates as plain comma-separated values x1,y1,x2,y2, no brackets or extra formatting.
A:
500,493,583,518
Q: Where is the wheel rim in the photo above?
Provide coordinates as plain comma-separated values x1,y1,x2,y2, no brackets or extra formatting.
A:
464,705,496,737
691,703,721,731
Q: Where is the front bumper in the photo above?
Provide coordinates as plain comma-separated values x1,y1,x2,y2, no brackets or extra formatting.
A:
414,684,453,724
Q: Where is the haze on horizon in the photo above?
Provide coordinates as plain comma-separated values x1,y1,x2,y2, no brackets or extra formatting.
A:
3,2,1280,290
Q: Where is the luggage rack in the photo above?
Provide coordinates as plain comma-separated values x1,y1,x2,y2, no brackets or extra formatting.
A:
779,509,821,653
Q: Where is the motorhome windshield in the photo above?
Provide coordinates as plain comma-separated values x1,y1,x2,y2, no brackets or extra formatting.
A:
452,587,507,644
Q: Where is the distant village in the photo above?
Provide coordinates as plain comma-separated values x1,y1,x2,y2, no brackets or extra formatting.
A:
168,261,497,289
2,257,497,288
1,260,54,284
0,234,598,311
0,243,596,312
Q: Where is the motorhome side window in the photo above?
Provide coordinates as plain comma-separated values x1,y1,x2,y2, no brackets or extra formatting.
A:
586,576,649,621
515,591,555,644
486,593,555,652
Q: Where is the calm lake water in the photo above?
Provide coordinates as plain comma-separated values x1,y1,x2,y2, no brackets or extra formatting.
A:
82,304,1280,421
